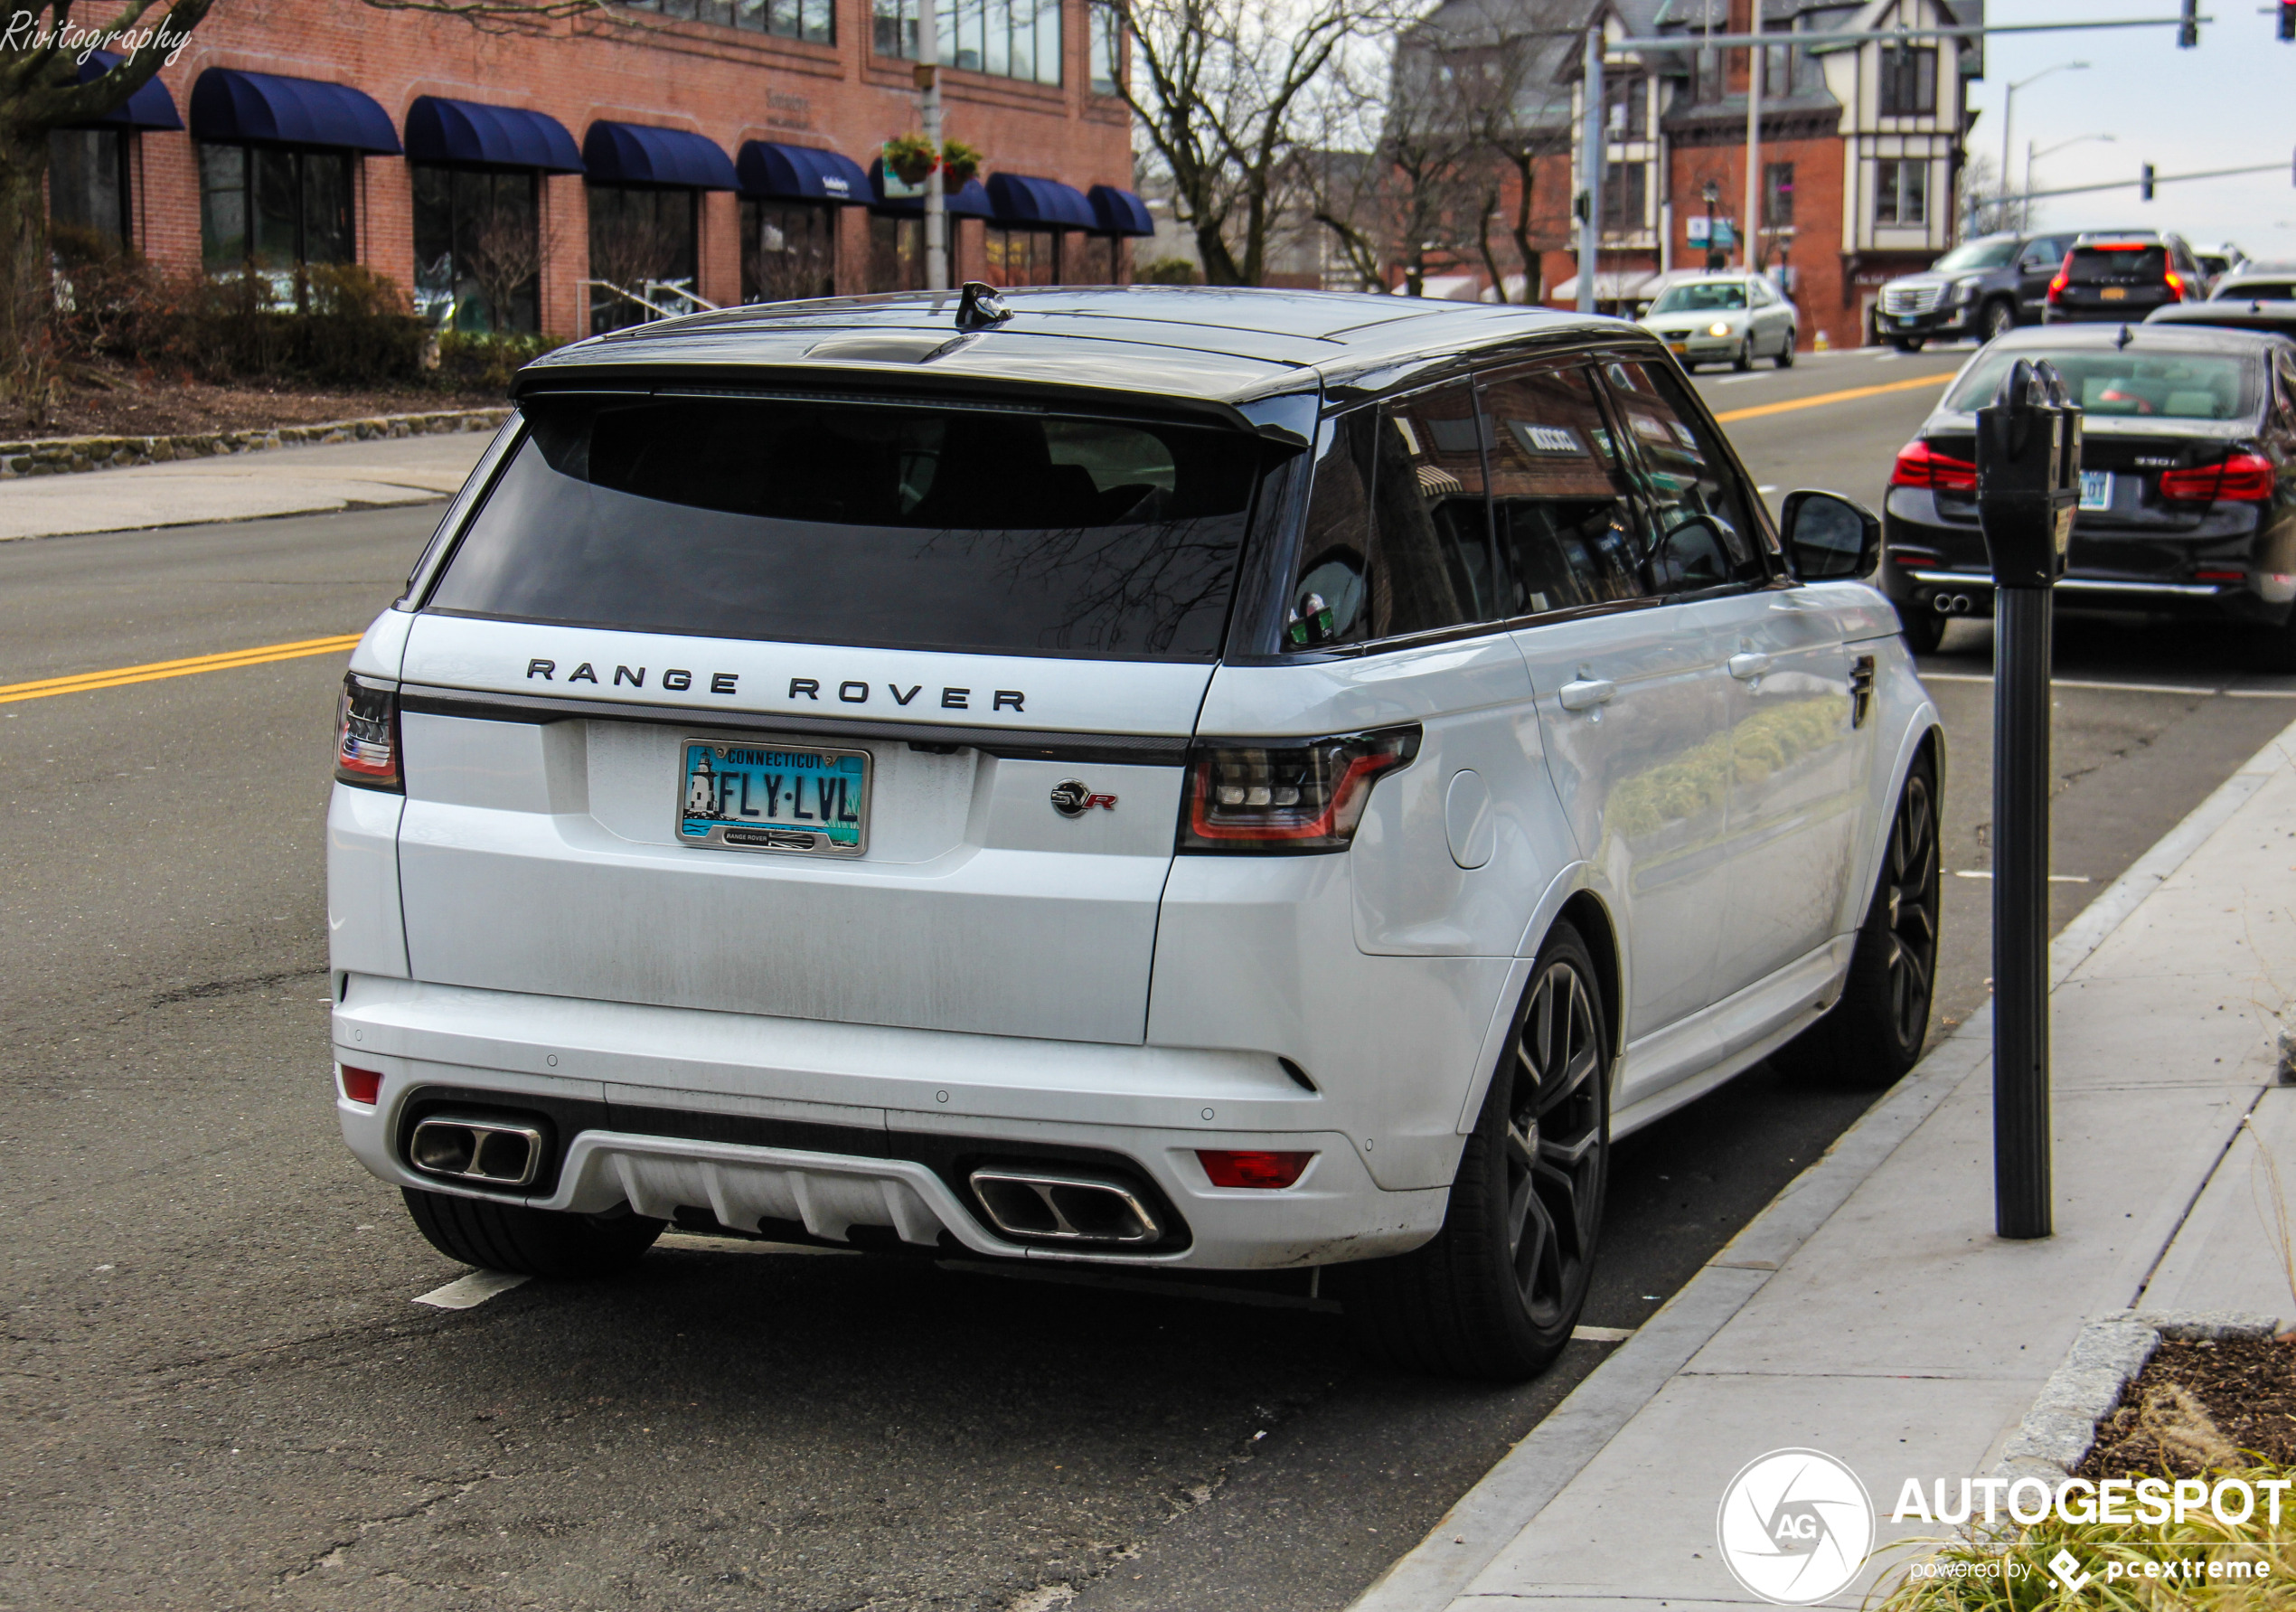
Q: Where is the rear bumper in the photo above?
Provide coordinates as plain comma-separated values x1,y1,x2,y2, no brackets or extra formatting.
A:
332,974,1449,1269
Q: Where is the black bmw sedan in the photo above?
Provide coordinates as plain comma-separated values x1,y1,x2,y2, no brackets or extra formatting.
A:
1879,323,2296,660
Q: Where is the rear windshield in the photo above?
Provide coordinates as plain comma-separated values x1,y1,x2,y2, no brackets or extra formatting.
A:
1944,349,2258,420
1649,282,1747,313
426,394,1268,660
2067,246,2168,285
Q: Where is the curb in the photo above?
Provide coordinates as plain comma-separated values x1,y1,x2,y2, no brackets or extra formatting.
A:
0,408,510,479
1348,707,2296,1612
1997,1309,2284,1485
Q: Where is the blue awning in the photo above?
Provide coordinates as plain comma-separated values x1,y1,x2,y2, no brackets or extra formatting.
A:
867,159,993,218
406,96,583,174
67,52,183,132
986,172,1096,231
738,142,868,204
189,68,400,154
1087,184,1154,237
582,121,737,190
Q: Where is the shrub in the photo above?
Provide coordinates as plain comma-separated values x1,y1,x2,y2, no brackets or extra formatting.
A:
433,330,569,393
1139,256,1200,285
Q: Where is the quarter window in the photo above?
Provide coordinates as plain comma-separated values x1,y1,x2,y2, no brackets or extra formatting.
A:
1479,363,1645,615
1599,359,1769,594
1287,382,1497,648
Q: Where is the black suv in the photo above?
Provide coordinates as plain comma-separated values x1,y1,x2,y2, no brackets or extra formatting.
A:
1874,231,2074,351
2045,232,2205,324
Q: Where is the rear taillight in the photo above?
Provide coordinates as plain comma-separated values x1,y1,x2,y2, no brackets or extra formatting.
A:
2164,269,2186,301
1197,1150,1315,1189
2047,258,2070,300
2160,453,2276,504
1890,439,1977,495
1180,726,1420,853
339,1065,382,1105
335,674,401,790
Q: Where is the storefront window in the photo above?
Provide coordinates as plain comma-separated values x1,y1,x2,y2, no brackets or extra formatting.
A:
198,145,353,276
741,200,837,302
984,226,1059,287
49,128,130,250
866,213,959,291
588,184,699,332
413,166,541,334
874,0,1060,85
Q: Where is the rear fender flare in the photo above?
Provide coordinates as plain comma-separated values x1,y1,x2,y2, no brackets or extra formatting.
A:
1452,863,1626,1136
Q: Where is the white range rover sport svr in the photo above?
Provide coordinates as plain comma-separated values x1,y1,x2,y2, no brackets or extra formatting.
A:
330,285,1943,1380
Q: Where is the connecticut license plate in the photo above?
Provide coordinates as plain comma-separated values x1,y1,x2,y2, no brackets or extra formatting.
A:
2079,470,2113,511
677,740,870,856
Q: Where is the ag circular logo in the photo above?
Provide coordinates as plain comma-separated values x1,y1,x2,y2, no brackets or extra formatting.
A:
1714,1447,1875,1605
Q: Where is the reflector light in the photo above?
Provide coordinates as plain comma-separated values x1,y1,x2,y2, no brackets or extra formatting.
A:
1197,1150,1315,1189
2193,570,2246,582
335,674,402,790
1889,439,1978,495
1181,727,1419,853
2160,453,2276,503
340,1065,383,1105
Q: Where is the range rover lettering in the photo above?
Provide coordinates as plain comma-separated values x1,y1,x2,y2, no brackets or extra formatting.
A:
330,286,1943,1380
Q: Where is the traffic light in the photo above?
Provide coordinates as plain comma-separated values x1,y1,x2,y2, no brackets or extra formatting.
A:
2178,0,2198,47
2282,0,2295,42
2141,164,2155,202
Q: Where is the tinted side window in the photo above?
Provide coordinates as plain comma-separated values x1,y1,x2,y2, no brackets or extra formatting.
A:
1600,358,1769,594
1479,363,1645,614
1287,382,1496,647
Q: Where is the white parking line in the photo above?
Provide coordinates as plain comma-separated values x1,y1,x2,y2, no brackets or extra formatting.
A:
656,1232,854,1257
413,1269,531,1309
1919,672,2233,696
1571,1324,1636,1343
1953,871,2091,882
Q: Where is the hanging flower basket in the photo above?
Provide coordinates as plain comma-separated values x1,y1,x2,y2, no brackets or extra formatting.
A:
939,140,983,189
883,133,939,187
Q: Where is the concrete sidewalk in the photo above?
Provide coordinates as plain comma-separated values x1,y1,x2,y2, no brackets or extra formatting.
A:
1358,713,2296,1612
0,429,495,541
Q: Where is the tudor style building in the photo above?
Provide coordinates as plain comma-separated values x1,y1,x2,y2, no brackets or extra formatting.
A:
43,0,1150,340
1391,0,1981,351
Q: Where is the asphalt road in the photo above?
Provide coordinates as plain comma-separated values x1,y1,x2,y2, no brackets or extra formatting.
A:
5,351,2294,1612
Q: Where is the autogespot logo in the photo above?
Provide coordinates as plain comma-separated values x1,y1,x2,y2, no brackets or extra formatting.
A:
1716,1448,1877,1605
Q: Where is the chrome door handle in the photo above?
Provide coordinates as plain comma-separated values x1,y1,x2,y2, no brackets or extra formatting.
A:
1558,677,1617,712
1727,652,1773,681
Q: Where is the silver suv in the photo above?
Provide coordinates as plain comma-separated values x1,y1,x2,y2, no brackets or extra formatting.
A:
330,286,1943,1379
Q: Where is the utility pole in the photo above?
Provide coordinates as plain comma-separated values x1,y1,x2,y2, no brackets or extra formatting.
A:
1576,24,1603,315
917,0,946,292
1743,28,1761,272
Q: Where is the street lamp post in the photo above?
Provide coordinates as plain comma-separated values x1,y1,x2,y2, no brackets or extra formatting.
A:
1997,61,2087,232
2021,134,2114,222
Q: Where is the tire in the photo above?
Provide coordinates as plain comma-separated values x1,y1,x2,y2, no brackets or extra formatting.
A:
402,1187,665,1278
1342,924,1610,1381
1774,329,1796,368
1981,298,2018,341
1773,753,1941,1088
1896,602,1947,655
1888,335,1925,354
2244,615,2296,674
1734,336,1755,372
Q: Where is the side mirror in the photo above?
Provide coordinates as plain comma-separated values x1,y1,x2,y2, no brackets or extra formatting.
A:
1781,489,1880,580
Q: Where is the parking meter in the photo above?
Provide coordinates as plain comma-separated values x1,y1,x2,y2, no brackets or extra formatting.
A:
1976,357,2081,1242
1976,358,2079,589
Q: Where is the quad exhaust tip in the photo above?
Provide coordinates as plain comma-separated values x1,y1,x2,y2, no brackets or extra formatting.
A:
409,1115,543,1189
969,1167,1163,1246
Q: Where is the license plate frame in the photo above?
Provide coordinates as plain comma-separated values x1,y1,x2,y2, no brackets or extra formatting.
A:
676,739,872,857
2079,469,2113,512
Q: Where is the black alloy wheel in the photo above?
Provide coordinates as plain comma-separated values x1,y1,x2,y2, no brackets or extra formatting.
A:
1982,298,2018,341
1341,923,1610,1380
1774,755,1942,1086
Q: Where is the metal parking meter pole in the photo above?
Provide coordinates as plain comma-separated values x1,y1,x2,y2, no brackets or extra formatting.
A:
1976,358,2080,1240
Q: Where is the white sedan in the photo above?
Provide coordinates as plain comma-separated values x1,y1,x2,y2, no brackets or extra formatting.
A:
1640,274,1800,371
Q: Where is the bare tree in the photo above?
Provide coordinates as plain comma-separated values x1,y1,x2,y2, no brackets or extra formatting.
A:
1099,0,1401,287
463,193,557,332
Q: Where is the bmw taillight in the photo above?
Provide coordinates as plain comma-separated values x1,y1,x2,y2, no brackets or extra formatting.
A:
1890,439,1978,495
335,674,402,790
1180,727,1420,853
2161,452,2277,504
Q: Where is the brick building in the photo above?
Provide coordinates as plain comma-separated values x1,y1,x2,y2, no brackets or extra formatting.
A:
1388,0,1981,351
44,0,1150,339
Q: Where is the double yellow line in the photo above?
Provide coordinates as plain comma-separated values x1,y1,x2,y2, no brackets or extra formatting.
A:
1712,370,1956,424
0,632,365,704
